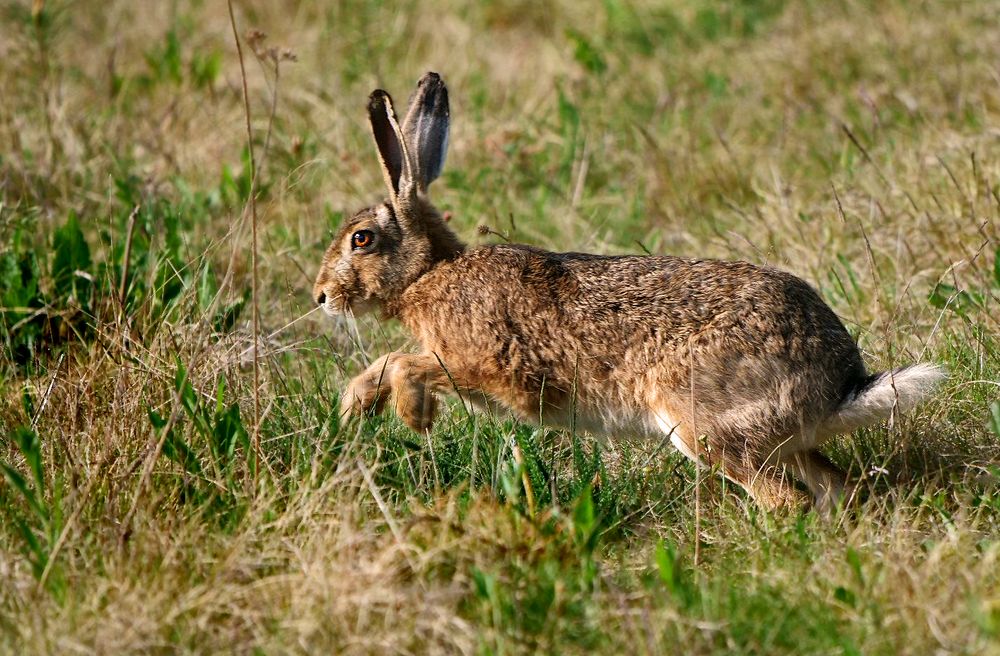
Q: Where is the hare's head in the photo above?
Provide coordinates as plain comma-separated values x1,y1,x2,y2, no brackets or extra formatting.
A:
313,73,464,317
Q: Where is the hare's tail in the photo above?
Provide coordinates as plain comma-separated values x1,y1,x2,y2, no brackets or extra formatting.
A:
820,363,946,436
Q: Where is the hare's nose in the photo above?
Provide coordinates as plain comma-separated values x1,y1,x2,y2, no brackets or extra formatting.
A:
316,292,326,305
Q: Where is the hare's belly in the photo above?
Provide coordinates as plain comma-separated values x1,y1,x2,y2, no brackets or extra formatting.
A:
574,406,697,460
547,404,666,440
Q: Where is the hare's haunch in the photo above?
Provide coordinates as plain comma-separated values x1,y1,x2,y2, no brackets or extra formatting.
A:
313,72,944,512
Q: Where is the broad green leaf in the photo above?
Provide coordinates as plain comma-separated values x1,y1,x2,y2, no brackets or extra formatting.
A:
834,586,857,608
1,462,45,521
565,29,607,75
928,283,982,316
162,431,203,477
988,401,1000,439
846,547,864,585
51,213,91,297
572,485,596,545
13,427,44,493
655,540,679,592
471,567,495,601
994,246,1000,288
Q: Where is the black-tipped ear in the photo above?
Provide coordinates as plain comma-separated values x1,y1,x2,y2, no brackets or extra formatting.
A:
401,72,450,191
368,90,414,199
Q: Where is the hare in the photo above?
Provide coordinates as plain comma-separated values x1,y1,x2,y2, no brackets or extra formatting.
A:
313,72,944,511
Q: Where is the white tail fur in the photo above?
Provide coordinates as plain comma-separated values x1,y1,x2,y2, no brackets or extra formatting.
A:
820,363,946,436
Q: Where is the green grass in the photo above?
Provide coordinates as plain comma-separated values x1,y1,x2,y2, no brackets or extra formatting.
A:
1,0,1000,653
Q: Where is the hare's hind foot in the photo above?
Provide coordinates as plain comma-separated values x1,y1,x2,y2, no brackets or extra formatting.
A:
653,414,811,511
703,444,855,514
341,352,454,433
782,450,859,515
727,460,812,512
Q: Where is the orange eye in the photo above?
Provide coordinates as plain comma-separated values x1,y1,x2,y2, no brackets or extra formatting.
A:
352,230,374,249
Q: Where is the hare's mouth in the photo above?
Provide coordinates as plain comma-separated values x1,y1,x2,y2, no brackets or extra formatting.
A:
321,294,376,318
321,298,345,317
316,291,344,317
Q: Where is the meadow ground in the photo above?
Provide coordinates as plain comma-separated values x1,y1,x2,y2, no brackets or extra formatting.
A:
1,0,999,653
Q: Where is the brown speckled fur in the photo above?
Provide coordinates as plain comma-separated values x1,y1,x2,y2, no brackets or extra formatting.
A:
314,73,942,512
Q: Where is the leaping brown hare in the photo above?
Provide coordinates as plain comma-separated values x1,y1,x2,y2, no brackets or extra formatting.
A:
313,72,944,512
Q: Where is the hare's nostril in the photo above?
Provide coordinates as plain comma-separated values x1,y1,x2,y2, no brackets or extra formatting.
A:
316,292,326,306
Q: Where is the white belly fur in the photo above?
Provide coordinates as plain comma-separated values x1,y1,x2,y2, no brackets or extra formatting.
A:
652,408,696,461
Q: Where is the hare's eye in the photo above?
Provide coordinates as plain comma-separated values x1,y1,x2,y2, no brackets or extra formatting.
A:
352,230,375,250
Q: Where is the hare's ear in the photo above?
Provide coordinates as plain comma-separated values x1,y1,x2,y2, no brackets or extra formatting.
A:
368,90,417,205
401,72,449,191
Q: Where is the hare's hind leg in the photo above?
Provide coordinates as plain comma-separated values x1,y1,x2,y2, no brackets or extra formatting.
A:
652,408,808,511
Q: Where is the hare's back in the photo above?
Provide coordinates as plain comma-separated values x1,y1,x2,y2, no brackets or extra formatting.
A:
402,245,864,414
447,245,848,338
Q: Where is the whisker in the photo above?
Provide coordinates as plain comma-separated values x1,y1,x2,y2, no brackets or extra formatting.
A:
265,305,323,341
238,305,322,364
344,306,371,366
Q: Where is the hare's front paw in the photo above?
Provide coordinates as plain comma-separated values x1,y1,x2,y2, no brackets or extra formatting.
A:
394,383,438,433
340,355,394,421
339,352,446,433
388,356,443,433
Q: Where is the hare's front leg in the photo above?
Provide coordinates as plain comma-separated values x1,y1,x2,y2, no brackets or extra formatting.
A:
340,353,396,421
340,353,456,433
386,355,444,433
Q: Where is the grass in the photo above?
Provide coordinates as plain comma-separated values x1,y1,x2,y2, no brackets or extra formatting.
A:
1,0,999,653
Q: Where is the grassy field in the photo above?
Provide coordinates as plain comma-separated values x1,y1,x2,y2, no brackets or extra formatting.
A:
2,0,1000,653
